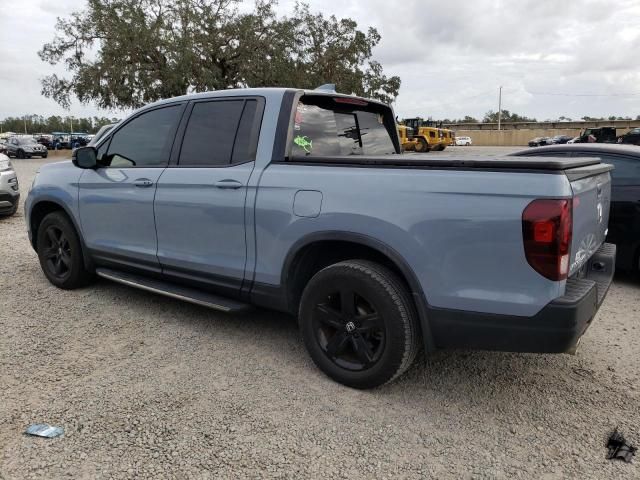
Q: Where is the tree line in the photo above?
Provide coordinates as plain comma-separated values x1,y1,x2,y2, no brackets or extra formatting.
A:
0,115,120,135
440,111,640,124
39,0,400,110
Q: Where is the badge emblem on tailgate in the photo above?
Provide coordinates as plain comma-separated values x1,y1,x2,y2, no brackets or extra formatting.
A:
571,233,598,273
597,202,603,224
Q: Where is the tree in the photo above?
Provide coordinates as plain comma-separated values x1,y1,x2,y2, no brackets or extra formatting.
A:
39,0,400,109
0,115,121,134
483,109,536,123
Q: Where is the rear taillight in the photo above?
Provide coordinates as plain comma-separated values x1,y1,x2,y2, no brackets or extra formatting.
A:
522,199,573,281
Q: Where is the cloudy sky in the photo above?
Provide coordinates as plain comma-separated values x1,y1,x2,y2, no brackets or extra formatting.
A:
1,0,640,121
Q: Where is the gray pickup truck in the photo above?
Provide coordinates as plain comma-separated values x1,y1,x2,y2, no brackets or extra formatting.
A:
25,88,615,388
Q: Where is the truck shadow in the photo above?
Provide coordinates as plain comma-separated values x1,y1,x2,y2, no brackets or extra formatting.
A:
93,278,603,412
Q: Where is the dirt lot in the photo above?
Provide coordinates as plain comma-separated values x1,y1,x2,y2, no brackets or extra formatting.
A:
1,150,639,479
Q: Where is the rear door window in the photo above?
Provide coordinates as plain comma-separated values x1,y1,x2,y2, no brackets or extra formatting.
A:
291,96,396,158
179,98,263,166
179,100,244,166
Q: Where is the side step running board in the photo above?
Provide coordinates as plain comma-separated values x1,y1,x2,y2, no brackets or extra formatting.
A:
95,268,251,313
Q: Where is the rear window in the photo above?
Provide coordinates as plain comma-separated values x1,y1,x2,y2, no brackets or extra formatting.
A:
290,96,396,157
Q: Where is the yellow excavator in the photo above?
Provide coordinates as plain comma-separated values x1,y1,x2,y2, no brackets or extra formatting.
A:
399,118,451,152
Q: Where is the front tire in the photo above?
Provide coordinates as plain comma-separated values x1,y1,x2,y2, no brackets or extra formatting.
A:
299,260,420,389
17,150,25,159
414,137,429,153
36,211,94,289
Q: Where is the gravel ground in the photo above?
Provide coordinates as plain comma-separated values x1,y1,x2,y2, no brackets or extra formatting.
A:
1,151,639,479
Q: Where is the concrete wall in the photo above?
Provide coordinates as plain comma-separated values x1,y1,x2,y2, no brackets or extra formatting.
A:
449,120,639,146
454,129,581,146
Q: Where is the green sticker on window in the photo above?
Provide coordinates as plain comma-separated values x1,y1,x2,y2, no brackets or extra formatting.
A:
294,135,313,153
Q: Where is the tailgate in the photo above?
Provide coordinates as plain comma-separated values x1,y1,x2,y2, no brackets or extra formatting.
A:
567,163,613,275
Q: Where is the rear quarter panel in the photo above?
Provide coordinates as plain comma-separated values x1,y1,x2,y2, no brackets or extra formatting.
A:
254,164,572,317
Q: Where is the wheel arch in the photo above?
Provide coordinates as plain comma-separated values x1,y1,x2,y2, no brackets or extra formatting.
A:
29,200,94,270
279,231,433,350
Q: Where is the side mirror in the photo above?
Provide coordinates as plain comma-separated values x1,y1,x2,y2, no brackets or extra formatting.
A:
72,146,98,169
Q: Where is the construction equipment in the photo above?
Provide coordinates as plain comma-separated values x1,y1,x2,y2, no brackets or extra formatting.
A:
398,125,426,152
401,118,450,151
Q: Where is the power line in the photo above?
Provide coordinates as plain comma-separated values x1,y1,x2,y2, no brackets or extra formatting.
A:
527,91,640,97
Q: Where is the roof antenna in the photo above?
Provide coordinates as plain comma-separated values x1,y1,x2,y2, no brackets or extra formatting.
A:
314,84,337,93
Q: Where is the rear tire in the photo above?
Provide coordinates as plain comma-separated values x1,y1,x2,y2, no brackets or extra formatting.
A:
36,211,94,289
299,260,420,389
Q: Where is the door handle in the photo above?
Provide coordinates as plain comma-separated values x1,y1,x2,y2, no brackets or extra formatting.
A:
214,179,243,189
133,178,154,187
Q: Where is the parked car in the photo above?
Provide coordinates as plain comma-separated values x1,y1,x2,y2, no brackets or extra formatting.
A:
51,133,71,149
26,87,615,389
70,134,90,148
576,127,618,144
455,136,472,146
528,137,554,147
6,136,48,158
617,127,640,146
36,136,53,149
511,143,640,273
0,153,20,216
0,139,7,155
550,135,574,145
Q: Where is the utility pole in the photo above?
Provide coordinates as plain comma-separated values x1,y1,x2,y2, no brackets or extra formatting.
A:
497,86,503,131
24,116,27,134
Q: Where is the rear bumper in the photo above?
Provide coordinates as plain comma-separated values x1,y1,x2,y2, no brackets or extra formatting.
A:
0,192,19,214
0,170,20,214
428,243,616,353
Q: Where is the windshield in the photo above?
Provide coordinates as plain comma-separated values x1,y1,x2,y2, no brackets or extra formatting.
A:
290,96,396,157
88,124,116,146
19,137,37,145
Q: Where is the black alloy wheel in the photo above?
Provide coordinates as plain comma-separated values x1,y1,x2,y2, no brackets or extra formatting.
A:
36,211,94,289
41,225,72,281
312,289,385,371
299,260,420,389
